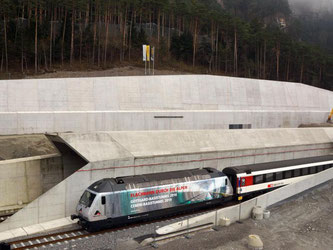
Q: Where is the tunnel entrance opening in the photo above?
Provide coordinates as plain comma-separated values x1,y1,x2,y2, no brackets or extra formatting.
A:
0,134,88,221
47,135,89,180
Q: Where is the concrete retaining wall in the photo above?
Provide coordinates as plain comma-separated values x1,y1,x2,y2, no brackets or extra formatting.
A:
1,75,332,134
0,156,62,216
0,128,332,232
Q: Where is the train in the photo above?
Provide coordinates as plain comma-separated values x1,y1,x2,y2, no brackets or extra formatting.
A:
71,155,333,231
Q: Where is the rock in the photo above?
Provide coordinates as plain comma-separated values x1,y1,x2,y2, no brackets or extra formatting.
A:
219,216,231,227
247,234,263,250
263,210,270,219
252,206,264,220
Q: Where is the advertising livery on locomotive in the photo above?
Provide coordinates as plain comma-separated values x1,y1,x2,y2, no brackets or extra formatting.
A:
71,155,333,231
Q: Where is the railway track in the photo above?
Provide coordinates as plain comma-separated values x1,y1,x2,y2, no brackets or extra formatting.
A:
6,200,240,249
9,229,88,250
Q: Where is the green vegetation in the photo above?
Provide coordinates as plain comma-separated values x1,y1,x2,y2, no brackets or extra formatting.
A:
0,0,332,89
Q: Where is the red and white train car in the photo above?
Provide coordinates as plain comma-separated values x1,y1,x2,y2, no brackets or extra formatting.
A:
223,155,333,199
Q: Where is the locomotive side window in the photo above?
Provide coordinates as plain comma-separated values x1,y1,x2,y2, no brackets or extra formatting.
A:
265,173,274,182
101,196,106,205
275,172,283,180
253,175,263,184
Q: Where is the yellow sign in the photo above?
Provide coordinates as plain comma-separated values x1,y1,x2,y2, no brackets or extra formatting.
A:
146,45,150,62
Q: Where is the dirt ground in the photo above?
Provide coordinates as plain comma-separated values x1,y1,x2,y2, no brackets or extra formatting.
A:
25,66,189,79
0,135,57,160
155,180,333,250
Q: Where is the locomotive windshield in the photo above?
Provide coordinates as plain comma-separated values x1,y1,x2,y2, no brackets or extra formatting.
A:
79,190,96,207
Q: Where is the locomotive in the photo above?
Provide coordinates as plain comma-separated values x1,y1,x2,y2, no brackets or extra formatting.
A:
71,155,333,231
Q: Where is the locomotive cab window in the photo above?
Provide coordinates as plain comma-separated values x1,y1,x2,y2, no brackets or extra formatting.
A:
79,191,96,207
101,196,106,205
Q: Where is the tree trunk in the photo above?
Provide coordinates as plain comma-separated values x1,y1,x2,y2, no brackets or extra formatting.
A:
276,42,280,80
162,12,165,37
70,9,75,67
85,3,89,28
300,57,304,83
263,40,266,78
1,49,3,72
79,11,83,64
192,18,198,67
21,30,24,73
122,8,128,61
35,7,38,73
42,42,48,71
3,15,8,73
157,9,161,44
286,54,290,81
128,10,134,61
104,11,110,67
92,11,97,64
61,10,67,66
50,11,53,68
168,14,171,54
234,28,238,76
97,12,101,67
149,11,152,36
215,25,219,72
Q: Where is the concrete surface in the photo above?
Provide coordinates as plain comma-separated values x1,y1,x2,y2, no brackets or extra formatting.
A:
1,128,333,233
0,75,333,134
0,135,58,160
0,157,61,213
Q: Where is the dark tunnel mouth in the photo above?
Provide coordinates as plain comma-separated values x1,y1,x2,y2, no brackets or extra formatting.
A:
46,134,89,179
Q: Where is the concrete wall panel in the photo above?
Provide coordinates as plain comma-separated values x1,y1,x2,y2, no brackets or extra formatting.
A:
1,75,333,134
0,81,8,112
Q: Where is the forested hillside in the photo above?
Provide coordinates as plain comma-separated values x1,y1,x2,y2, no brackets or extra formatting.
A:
0,0,332,89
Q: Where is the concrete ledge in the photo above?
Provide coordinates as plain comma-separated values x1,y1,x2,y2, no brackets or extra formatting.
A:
0,153,60,165
0,217,77,242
